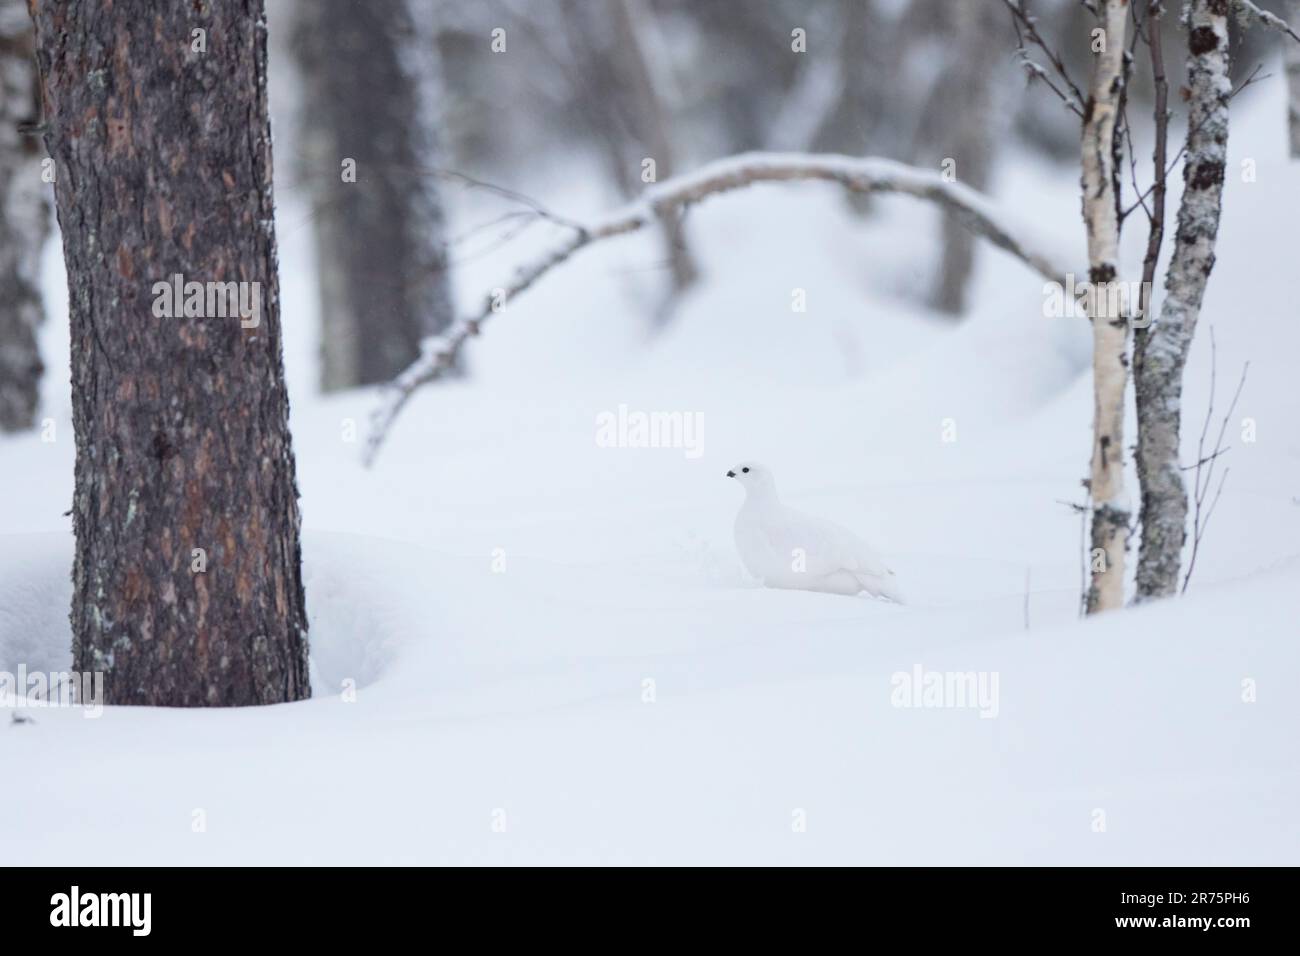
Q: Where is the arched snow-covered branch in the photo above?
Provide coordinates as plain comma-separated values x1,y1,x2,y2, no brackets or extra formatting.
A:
364,152,1073,465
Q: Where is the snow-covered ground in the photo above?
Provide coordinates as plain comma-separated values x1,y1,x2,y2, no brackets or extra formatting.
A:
1,69,1297,865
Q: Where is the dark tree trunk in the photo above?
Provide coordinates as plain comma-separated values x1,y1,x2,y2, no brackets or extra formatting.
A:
556,0,696,321
31,0,309,705
607,0,697,309
291,0,456,391
810,0,881,157
0,1,50,432
912,0,1006,316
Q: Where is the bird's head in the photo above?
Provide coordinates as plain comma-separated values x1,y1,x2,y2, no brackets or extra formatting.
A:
726,461,776,495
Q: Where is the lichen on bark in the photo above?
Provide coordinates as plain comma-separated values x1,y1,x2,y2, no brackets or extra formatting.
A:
1133,0,1231,602
31,0,310,705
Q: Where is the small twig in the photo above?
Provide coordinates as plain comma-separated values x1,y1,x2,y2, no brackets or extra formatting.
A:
1001,0,1087,108
429,166,588,233
1182,328,1250,594
1193,329,1221,506
1199,467,1231,536
446,209,541,248
1011,48,1087,118
1228,62,1269,101
1179,447,1230,471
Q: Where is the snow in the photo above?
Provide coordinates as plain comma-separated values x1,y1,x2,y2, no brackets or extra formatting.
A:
1,65,1298,865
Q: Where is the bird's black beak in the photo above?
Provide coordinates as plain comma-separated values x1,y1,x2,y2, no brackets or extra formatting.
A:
726,470,735,478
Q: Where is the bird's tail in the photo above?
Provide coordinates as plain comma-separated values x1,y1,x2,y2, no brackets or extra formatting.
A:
859,571,905,605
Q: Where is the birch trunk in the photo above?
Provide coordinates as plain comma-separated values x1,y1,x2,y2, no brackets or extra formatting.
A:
0,2,50,432
1133,0,1231,601
32,0,310,705
1081,0,1130,614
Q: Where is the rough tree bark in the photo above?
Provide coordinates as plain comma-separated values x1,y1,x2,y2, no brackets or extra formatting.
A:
1133,0,1231,601
292,0,455,391
1080,0,1130,614
31,0,310,705
0,0,50,432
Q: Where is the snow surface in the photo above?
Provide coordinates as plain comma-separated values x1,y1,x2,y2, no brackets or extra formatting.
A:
0,62,1297,865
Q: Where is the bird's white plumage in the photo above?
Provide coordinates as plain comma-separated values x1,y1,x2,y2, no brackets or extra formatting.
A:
727,461,903,601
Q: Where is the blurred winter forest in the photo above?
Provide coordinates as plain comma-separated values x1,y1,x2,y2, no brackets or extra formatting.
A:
260,0,1287,391
3,0,1291,421
4,0,1300,865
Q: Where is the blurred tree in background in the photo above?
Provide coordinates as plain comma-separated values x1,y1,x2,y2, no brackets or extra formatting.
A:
291,0,456,390
0,0,50,432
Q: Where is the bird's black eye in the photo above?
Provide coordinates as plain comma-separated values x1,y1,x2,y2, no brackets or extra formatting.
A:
742,467,750,473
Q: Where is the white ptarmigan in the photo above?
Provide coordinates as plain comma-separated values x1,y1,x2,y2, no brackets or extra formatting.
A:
727,461,904,601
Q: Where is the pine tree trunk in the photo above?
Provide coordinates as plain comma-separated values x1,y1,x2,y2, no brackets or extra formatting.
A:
1133,0,1231,601
1081,0,1130,614
0,1,50,432
31,0,310,705
292,0,455,391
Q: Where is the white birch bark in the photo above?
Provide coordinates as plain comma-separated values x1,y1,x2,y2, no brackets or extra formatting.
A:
1080,0,1130,614
1133,0,1231,600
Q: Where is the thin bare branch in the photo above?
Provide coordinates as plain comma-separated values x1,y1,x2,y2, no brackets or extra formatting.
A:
1001,0,1086,106
1236,0,1300,43
364,152,1074,465
1182,328,1250,594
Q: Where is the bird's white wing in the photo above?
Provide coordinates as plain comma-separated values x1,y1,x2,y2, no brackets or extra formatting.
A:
737,500,903,601
779,506,894,579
